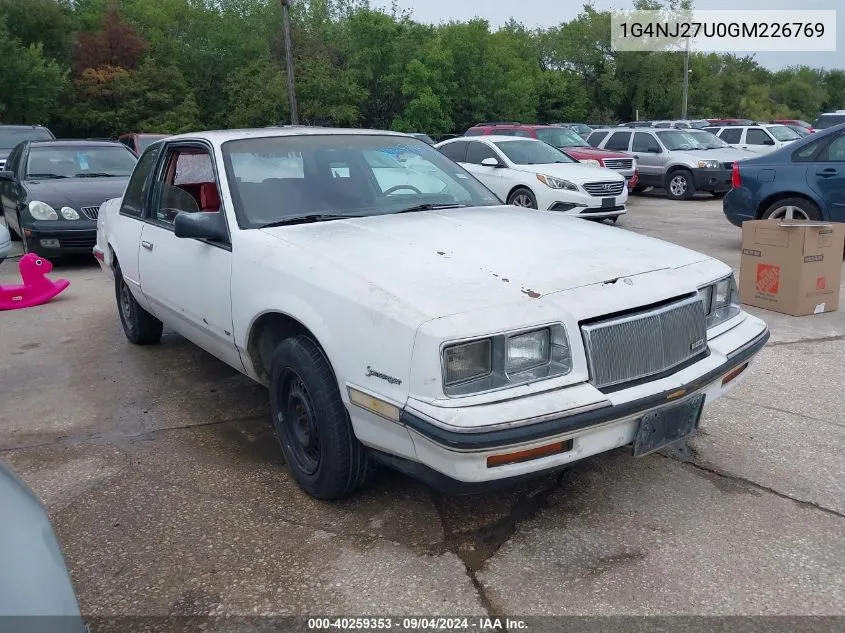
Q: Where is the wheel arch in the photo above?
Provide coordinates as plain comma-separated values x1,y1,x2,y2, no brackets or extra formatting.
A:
245,310,337,386
755,191,823,219
506,184,535,203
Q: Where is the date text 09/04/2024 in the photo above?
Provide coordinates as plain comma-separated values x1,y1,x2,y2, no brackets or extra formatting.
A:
307,617,528,630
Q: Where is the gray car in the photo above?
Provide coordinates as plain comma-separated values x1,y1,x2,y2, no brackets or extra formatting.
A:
587,127,757,200
0,223,10,263
0,460,87,631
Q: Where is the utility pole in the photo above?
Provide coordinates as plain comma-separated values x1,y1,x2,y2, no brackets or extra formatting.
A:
281,0,299,125
681,36,690,119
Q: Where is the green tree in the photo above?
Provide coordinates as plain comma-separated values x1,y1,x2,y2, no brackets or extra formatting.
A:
0,0,76,64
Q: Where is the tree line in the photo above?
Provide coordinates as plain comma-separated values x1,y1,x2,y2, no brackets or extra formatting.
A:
1,0,843,139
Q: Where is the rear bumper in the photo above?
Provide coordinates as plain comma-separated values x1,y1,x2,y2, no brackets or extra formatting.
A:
358,314,769,488
722,187,757,227
692,167,732,192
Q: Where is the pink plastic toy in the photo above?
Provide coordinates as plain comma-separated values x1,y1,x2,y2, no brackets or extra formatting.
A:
0,253,70,310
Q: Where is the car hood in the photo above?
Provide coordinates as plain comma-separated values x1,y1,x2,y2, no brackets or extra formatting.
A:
509,162,625,184
25,177,129,208
558,146,631,160
260,205,710,318
671,148,753,162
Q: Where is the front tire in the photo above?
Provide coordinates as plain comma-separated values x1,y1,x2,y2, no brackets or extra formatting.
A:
270,336,373,500
666,169,696,200
507,187,538,209
114,263,163,345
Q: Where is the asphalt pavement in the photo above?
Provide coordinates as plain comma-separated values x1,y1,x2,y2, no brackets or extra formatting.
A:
1,194,843,625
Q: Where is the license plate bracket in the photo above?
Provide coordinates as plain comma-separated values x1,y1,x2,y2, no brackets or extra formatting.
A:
633,394,705,457
601,197,615,208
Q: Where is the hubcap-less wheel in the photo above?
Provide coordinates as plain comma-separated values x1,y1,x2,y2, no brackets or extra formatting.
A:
669,175,688,197
512,193,534,207
119,280,133,326
279,372,321,475
766,205,810,221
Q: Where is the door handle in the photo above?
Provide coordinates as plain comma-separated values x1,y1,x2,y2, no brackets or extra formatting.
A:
816,168,838,178
141,240,153,251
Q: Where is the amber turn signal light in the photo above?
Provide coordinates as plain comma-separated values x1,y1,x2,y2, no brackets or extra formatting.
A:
722,362,749,386
487,439,574,468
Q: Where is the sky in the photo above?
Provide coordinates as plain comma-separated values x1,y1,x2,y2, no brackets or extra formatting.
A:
372,0,843,72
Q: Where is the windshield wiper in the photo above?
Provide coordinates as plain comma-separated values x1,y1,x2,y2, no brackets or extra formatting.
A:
74,172,122,178
26,173,66,179
258,214,358,228
392,203,469,215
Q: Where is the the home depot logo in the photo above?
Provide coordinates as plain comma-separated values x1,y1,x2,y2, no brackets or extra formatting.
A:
817,277,826,291
756,263,780,294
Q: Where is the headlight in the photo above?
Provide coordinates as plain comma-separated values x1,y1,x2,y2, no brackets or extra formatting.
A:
443,339,492,386
579,159,601,167
699,274,740,330
442,325,572,396
536,174,578,191
697,160,721,169
60,206,79,220
28,201,58,221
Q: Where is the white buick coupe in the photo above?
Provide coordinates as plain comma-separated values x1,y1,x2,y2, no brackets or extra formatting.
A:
94,127,769,500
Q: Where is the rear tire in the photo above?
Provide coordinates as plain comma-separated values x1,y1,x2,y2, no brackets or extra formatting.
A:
760,197,821,221
507,187,538,209
666,169,696,201
114,262,163,345
269,335,374,500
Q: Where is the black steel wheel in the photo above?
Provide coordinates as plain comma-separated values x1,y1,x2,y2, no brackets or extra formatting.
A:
114,262,163,345
269,335,374,499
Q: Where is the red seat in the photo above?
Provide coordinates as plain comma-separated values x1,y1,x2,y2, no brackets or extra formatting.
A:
199,182,221,212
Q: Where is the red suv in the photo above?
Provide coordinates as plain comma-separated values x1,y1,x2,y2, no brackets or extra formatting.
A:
465,123,639,188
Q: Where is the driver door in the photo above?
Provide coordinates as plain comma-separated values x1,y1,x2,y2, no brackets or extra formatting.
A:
138,142,242,370
460,141,509,199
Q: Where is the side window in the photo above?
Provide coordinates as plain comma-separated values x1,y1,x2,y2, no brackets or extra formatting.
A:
464,128,484,137
587,131,608,147
704,127,721,135
792,138,827,162
153,148,219,225
632,132,660,153
439,141,468,162
719,128,742,144
5,145,22,174
746,128,774,146
605,132,632,151
511,130,532,137
821,134,845,162
119,137,133,148
120,144,162,218
466,142,499,165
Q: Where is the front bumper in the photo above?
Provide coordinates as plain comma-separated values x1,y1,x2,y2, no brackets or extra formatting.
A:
24,220,97,256
544,191,627,217
365,313,768,489
692,167,732,192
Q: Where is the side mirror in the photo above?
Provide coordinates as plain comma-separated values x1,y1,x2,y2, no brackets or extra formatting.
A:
0,170,15,182
481,157,502,168
173,211,229,243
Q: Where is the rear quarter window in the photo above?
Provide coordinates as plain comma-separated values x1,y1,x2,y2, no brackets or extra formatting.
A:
813,114,845,130
587,131,608,147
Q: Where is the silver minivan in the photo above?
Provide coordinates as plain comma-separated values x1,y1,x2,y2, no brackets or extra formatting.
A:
587,127,756,200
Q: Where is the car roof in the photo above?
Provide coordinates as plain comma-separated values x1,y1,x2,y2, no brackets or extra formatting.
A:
164,127,414,145
0,124,50,130
474,135,540,143
28,139,127,147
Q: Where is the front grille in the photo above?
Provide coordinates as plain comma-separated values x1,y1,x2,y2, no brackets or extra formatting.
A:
59,235,97,248
80,206,100,220
0,160,5,170
583,181,625,197
721,162,734,170
602,158,634,170
581,295,707,390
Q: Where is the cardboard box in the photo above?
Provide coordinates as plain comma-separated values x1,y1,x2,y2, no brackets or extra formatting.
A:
739,219,845,317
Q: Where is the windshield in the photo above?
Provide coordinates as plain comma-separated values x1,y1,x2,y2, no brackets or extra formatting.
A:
655,130,707,151
0,127,53,150
493,140,576,165
767,125,800,141
221,134,500,228
535,127,588,148
139,135,167,151
687,130,729,149
26,145,138,178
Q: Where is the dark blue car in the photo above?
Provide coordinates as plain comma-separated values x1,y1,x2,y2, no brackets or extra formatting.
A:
723,123,845,225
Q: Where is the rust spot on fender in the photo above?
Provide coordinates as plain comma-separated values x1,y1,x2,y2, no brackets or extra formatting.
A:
521,288,541,298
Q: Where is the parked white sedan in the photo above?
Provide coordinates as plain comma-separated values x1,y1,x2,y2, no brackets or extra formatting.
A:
436,135,628,221
94,127,769,500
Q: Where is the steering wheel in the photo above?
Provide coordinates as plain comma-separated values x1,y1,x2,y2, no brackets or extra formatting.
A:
384,184,423,195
